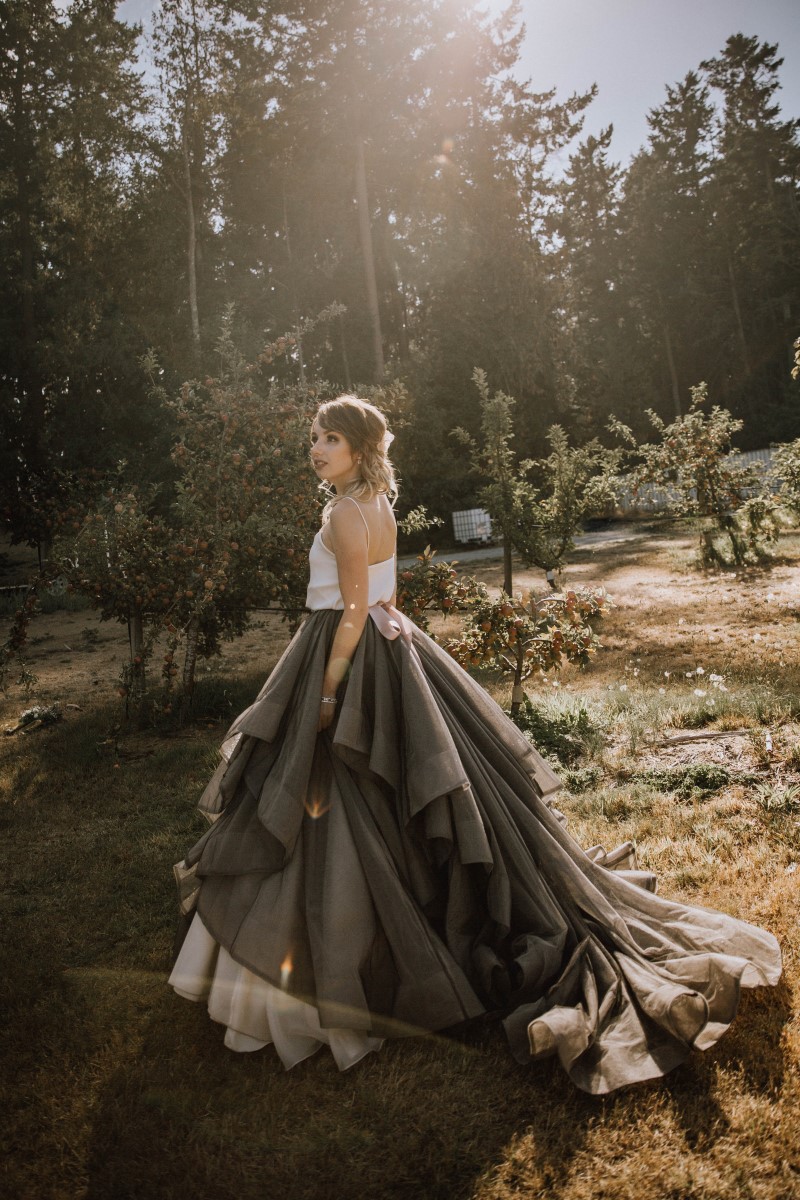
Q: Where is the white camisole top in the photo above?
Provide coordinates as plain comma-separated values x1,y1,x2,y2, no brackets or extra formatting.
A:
305,496,396,611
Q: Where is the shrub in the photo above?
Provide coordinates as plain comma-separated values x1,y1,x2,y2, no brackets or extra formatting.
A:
510,697,600,765
45,314,329,721
443,586,610,714
631,763,743,799
611,383,782,566
771,438,800,519
394,548,483,633
453,369,618,590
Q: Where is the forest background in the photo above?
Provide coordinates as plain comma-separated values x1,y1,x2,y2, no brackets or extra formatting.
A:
3,0,800,520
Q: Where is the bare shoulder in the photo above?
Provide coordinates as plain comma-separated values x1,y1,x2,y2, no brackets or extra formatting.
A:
328,496,368,554
379,493,398,530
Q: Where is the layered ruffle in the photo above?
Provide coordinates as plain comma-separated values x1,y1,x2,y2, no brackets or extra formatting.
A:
170,607,781,1094
171,913,384,1069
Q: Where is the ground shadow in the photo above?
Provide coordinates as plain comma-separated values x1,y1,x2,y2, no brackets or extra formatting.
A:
76,967,795,1200
78,988,603,1200
663,977,792,1153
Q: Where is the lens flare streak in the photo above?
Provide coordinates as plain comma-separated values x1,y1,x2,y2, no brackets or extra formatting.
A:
304,796,331,819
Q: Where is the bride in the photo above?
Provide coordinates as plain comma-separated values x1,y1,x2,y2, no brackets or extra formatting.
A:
169,394,781,1095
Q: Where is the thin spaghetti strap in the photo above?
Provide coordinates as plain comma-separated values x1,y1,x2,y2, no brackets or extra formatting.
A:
341,495,370,550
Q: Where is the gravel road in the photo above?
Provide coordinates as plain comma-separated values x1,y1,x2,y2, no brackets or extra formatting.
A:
397,522,647,568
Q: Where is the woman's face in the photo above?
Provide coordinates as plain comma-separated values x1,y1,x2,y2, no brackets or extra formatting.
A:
309,419,360,490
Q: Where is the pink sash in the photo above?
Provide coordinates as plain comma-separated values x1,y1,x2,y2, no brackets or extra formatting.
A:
368,603,413,643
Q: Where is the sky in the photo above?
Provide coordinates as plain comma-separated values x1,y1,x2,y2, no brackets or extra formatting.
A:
507,0,800,166
117,0,800,164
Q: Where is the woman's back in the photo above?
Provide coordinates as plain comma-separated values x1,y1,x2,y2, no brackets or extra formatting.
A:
320,494,396,565
307,494,396,611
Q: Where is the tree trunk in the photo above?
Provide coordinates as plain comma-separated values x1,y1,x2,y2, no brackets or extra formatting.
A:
726,252,751,376
390,255,410,363
183,121,202,367
11,40,45,469
659,311,681,417
354,137,384,382
282,181,306,385
503,540,513,597
510,643,525,716
338,312,353,392
180,615,200,722
127,609,146,705
380,212,410,363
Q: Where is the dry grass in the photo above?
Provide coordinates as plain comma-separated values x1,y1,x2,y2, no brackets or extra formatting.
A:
2,525,800,1200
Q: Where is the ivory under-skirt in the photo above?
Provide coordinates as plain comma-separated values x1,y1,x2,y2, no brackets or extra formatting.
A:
169,609,781,1094
171,913,384,1069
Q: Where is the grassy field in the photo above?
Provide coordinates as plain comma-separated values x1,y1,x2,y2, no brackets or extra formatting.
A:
2,524,799,1200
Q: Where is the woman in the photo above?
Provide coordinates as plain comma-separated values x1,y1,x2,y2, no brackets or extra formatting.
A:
169,395,781,1094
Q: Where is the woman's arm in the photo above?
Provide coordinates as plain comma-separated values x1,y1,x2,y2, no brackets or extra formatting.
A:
318,500,370,730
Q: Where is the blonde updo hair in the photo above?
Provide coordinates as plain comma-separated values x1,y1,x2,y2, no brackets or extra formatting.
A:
315,395,398,511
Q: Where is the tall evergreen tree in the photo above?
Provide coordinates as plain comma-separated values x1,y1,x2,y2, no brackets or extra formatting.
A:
553,126,641,430
150,0,228,370
619,72,716,421
0,0,157,546
701,34,800,439
0,0,59,474
392,6,593,511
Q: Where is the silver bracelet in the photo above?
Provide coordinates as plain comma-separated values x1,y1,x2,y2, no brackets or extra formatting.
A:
320,696,338,706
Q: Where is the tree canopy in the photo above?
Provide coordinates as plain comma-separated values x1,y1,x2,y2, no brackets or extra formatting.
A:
2,3,799,540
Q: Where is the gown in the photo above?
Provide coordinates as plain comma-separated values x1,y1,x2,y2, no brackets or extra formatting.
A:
169,505,782,1095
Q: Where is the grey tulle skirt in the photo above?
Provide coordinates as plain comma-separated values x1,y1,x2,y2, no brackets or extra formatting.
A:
170,608,782,1094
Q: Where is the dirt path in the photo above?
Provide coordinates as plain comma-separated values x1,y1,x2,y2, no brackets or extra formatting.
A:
456,528,800,687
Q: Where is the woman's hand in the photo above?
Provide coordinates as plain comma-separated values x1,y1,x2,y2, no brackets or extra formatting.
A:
318,696,337,733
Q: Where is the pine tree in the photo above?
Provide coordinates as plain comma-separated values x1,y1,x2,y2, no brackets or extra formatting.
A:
553,126,640,430
0,0,153,550
701,34,800,440
619,71,716,423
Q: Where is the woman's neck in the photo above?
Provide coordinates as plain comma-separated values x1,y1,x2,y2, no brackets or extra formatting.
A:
334,477,362,496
